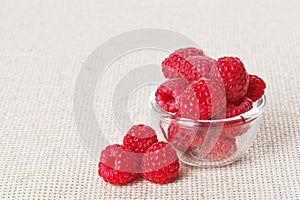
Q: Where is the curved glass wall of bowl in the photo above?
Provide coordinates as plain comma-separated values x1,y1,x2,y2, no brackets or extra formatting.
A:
149,91,266,167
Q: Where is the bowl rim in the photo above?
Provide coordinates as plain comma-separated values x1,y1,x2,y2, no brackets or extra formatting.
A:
149,90,266,124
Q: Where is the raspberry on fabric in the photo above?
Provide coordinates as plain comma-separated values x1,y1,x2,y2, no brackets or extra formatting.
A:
123,124,158,153
98,144,138,186
177,79,226,120
204,138,237,161
246,74,266,102
142,141,179,185
226,97,253,118
155,78,188,113
162,47,204,79
215,57,249,102
167,121,204,152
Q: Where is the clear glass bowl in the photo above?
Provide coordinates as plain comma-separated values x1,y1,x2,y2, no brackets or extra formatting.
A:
149,91,266,167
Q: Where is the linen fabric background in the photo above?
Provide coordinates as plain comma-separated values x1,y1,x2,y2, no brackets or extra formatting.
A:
0,0,299,199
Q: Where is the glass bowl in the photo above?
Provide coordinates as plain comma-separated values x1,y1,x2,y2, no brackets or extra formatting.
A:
149,91,266,167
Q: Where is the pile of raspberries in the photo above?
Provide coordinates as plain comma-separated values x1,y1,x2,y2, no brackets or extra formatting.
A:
98,124,179,185
98,47,266,186
156,47,266,117
155,47,266,156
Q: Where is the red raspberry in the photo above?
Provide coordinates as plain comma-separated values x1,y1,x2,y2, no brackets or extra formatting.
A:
162,47,204,79
205,138,237,161
226,97,253,118
186,120,249,140
167,121,204,152
123,124,158,153
215,57,249,102
177,79,226,120
165,121,239,157
176,128,237,160
221,122,250,138
155,78,188,113
142,141,179,185
98,144,138,185
178,55,217,83
246,74,266,102
174,47,204,59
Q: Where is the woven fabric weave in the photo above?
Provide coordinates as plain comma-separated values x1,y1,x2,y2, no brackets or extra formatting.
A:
0,0,299,199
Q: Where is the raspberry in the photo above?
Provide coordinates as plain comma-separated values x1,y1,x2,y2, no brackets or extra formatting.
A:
167,121,204,152
165,122,239,158
162,47,204,79
185,121,249,140
123,124,158,153
142,141,179,184
174,47,204,59
174,128,237,160
178,55,217,83
226,97,253,118
98,144,138,185
246,74,266,102
221,122,250,138
205,138,237,161
215,57,249,102
155,78,188,113
177,79,226,120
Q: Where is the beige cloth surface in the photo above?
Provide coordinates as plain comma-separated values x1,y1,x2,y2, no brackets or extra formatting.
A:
0,0,300,199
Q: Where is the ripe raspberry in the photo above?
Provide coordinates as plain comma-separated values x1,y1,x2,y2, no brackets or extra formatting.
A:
123,124,158,153
221,122,250,138
246,74,266,102
226,97,253,118
215,57,249,102
205,138,237,161
177,79,226,120
155,78,188,113
185,121,248,140
98,144,138,185
142,141,179,184
174,47,204,59
162,47,204,79
167,121,204,152
177,55,217,83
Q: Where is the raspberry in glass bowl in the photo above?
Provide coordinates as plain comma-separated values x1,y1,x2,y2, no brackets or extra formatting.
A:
149,90,266,167
152,47,267,167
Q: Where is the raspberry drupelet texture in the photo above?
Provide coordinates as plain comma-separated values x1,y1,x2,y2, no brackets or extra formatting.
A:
167,121,204,152
142,141,179,185
226,97,253,118
174,47,204,59
166,126,237,160
178,55,217,83
162,47,204,79
246,74,266,102
155,78,188,113
221,122,250,138
204,137,237,161
215,57,249,102
177,79,226,120
123,124,158,154
98,144,138,185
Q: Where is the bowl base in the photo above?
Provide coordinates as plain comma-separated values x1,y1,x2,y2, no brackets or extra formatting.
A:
178,151,241,168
